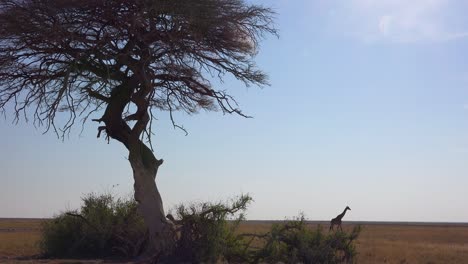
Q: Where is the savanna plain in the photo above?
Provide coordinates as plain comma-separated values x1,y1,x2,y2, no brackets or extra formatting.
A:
0,218,467,263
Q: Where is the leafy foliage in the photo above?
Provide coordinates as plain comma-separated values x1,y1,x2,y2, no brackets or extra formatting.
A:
168,194,253,263
40,193,146,258
41,193,361,263
253,215,362,264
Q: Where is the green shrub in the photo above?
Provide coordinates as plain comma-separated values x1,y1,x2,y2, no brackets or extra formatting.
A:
252,214,362,264
40,193,146,258
40,193,361,264
168,194,253,263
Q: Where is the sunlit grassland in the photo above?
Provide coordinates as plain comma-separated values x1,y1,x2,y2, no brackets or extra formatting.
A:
0,231,41,257
0,219,44,258
0,219,43,258
355,224,468,264
1,219,468,263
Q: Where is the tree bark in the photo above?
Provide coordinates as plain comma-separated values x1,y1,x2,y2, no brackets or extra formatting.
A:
128,140,175,260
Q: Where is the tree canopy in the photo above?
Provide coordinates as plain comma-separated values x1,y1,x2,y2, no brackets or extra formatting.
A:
0,0,276,142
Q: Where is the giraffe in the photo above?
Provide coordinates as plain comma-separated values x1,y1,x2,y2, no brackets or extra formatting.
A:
329,206,351,231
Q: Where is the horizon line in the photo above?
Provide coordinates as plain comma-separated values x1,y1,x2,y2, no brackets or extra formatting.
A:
1,218,468,226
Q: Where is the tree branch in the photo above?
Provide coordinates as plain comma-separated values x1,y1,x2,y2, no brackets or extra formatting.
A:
82,87,110,103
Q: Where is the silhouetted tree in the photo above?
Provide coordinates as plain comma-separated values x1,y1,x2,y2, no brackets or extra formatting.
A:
0,0,276,259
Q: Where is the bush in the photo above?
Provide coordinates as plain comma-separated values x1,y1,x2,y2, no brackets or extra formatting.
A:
252,214,361,264
41,193,361,264
167,194,253,263
40,193,147,258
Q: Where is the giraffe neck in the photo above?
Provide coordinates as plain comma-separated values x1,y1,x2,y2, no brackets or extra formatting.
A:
338,208,348,219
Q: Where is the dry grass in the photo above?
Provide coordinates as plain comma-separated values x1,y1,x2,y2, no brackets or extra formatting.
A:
0,219,44,258
354,224,468,264
1,219,468,263
0,219,43,230
0,231,42,257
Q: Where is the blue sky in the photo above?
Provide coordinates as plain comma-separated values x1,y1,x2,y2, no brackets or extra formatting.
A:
2,0,468,222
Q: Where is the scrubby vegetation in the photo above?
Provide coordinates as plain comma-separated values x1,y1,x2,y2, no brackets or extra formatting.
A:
252,215,361,263
40,193,361,263
168,194,253,263
40,193,146,258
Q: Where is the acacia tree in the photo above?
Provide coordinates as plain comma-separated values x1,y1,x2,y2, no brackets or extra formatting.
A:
0,0,275,258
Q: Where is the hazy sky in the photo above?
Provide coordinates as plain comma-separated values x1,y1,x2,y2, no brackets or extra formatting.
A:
2,0,468,222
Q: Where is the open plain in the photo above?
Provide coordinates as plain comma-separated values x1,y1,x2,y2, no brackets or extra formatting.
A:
0,218,467,263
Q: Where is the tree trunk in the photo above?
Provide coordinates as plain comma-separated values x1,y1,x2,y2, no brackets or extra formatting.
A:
97,82,176,260
128,140,174,260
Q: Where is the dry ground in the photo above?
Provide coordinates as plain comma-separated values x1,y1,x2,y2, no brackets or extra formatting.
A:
1,219,468,263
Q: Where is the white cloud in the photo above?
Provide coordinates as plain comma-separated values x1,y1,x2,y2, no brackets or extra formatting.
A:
378,15,393,36
329,0,468,43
